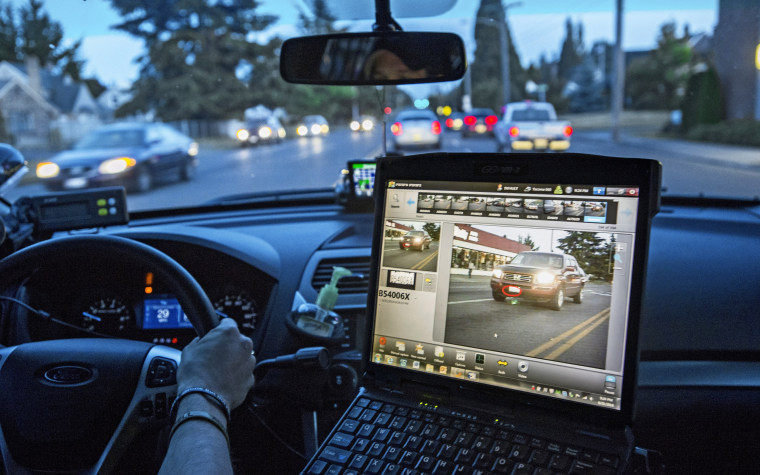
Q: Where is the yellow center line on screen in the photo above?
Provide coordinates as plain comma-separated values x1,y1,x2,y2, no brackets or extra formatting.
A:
525,308,611,358
543,311,610,360
412,250,439,270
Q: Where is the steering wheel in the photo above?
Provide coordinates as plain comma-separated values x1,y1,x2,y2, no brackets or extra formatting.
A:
0,235,220,473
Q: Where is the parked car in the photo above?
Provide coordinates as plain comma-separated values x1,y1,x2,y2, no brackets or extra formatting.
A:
462,107,498,137
35,122,198,193
490,251,585,310
236,116,286,145
495,101,573,152
296,115,329,137
399,230,431,251
389,109,442,150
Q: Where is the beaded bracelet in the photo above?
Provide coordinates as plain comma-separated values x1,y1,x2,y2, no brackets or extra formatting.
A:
169,410,230,449
170,387,231,424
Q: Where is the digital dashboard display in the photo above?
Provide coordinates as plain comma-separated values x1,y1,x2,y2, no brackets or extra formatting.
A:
143,297,193,330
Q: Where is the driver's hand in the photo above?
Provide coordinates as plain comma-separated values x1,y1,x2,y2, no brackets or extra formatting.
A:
177,318,255,409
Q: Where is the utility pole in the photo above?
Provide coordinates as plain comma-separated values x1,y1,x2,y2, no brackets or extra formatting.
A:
611,0,624,141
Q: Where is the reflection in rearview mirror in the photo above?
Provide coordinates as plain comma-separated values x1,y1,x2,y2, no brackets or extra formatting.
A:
280,32,467,86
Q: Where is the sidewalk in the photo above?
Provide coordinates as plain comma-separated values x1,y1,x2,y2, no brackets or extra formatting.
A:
580,129,760,169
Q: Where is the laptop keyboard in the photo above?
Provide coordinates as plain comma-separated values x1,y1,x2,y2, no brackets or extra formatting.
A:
304,396,621,475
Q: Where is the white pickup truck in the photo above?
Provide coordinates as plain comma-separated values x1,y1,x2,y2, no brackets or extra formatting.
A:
494,101,573,152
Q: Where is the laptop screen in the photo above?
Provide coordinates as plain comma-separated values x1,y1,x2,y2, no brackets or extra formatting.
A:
370,177,644,412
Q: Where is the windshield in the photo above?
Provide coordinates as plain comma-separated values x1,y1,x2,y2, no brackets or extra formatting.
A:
74,129,145,150
3,0,758,211
511,253,563,268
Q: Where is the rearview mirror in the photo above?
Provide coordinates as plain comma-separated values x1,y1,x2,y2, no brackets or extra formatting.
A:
280,31,467,86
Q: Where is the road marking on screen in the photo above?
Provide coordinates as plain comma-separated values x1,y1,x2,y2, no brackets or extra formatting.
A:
448,298,494,305
525,308,611,359
412,250,438,270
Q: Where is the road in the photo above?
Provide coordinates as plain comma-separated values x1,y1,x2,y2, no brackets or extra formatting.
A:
444,276,612,369
5,126,759,211
382,239,439,272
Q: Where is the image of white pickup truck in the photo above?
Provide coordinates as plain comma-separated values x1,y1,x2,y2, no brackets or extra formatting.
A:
495,101,573,152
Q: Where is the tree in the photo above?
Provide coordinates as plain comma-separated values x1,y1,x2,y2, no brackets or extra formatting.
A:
298,0,344,35
423,223,441,241
558,18,583,81
518,235,538,251
470,0,526,111
556,231,612,282
626,22,693,110
0,4,18,63
110,0,277,120
19,0,83,80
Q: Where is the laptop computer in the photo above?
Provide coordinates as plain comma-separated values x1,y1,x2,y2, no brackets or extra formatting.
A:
303,152,661,475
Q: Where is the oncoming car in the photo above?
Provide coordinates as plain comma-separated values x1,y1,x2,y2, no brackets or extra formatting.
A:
490,251,586,310
349,115,375,132
236,116,286,145
296,115,329,137
399,230,431,251
35,122,198,193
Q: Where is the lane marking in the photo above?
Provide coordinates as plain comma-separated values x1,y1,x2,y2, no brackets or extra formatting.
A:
544,310,610,360
448,298,495,305
412,250,439,270
526,308,610,358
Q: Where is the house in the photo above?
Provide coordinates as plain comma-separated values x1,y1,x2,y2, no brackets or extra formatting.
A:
0,58,106,148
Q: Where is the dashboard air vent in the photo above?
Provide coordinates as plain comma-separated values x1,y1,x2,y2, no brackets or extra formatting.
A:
311,257,371,294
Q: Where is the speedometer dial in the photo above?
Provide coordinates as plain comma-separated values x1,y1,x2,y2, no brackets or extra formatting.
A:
213,291,258,332
82,296,133,333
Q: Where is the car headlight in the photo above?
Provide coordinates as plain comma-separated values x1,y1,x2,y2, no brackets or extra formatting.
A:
413,237,422,243
535,271,556,285
362,119,374,131
258,126,272,138
236,129,249,141
297,125,308,136
98,157,136,175
311,124,321,135
350,121,360,131
492,269,503,279
36,162,60,178
321,124,329,134
278,128,286,138
188,142,199,156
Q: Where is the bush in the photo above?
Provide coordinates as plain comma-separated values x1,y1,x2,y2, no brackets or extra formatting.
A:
680,67,724,132
687,120,760,147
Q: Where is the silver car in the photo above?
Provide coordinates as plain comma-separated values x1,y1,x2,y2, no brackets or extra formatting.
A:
389,109,442,150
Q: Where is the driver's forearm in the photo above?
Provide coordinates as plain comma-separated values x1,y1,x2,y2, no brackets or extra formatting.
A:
158,394,233,475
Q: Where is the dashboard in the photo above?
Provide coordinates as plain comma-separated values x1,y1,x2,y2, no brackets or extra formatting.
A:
2,195,759,473
18,238,275,349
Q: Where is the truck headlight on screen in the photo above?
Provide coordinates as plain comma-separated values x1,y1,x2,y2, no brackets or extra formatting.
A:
492,269,503,279
535,272,556,285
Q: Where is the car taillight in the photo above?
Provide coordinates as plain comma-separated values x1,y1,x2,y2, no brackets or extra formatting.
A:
509,126,520,137
391,122,402,136
485,115,498,126
464,115,476,126
445,118,454,128
563,125,573,137
432,121,441,135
